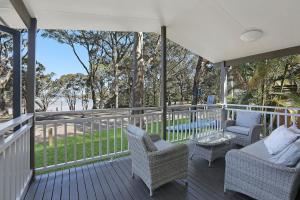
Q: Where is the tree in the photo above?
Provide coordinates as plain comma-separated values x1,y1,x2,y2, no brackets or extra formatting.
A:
191,56,204,105
143,33,161,106
42,30,106,109
95,66,109,109
59,73,83,110
35,64,60,111
77,74,90,110
103,32,133,108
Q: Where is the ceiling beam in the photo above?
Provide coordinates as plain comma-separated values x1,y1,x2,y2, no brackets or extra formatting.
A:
10,0,32,28
0,24,18,35
218,45,300,67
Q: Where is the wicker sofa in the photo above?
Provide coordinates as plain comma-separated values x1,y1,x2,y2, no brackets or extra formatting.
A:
225,111,262,146
224,140,300,200
125,125,188,196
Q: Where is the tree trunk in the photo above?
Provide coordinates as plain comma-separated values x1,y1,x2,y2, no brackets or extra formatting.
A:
0,89,8,115
131,32,144,117
280,64,289,93
191,56,203,106
261,79,265,106
89,75,97,109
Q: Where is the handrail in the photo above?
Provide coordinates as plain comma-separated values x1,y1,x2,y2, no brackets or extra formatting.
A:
0,124,32,152
35,104,221,117
226,108,300,117
226,104,300,111
0,113,33,136
36,106,162,116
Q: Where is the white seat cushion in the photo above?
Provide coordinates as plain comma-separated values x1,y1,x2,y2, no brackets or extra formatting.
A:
226,126,250,136
264,125,299,155
154,140,173,151
241,140,271,160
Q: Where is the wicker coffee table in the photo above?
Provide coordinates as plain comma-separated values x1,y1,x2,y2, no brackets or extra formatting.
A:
190,131,236,167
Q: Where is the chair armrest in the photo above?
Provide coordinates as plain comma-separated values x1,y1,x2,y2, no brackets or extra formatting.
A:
226,149,300,173
148,143,188,166
225,120,235,128
249,124,262,143
149,134,161,142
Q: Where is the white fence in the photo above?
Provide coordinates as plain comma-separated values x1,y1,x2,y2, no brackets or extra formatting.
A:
0,114,33,200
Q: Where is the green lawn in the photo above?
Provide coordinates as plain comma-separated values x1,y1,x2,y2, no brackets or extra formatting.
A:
35,127,129,169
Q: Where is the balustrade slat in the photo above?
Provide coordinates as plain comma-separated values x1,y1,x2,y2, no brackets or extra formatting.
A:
106,120,109,156
121,118,123,152
43,124,47,167
114,119,117,154
54,124,58,165
98,120,102,157
73,123,77,161
91,122,94,158
83,122,86,160
64,123,68,163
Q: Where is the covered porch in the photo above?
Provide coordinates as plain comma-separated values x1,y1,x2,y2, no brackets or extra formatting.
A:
1,0,300,200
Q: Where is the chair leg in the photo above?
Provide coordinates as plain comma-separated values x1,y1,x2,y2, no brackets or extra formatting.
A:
131,171,134,179
150,189,153,197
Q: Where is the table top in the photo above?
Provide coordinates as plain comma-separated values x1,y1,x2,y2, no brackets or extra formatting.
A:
190,131,236,146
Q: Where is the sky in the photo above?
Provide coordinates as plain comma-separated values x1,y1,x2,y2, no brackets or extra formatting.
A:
36,32,88,78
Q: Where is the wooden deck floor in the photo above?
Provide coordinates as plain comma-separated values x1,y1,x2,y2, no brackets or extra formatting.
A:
23,156,254,200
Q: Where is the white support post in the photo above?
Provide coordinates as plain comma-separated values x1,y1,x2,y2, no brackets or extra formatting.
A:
220,61,228,128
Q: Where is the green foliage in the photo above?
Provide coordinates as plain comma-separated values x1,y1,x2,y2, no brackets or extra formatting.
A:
229,55,300,106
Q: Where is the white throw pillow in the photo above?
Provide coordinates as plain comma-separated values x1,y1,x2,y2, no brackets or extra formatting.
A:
289,125,300,134
264,125,299,155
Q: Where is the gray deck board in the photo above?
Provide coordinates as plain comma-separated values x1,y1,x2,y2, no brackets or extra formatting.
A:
23,157,255,200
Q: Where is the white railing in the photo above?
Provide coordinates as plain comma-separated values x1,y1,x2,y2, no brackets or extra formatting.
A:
35,111,163,172
34,105,221,172
34,103,300,172
0,114,33,200
166,108,222,142
225,104,300,136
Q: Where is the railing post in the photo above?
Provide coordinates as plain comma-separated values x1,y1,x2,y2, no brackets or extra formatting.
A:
160,26,167,140
12,31,22,119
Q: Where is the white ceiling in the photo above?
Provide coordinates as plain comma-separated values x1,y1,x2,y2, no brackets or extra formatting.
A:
1,0,300,63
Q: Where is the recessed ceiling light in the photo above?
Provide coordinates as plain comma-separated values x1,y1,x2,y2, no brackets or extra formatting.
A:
240,29,263,42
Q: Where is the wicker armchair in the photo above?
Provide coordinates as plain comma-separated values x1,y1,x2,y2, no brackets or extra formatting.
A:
225,111,262,146
125,125,188,196
224,141,300,200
